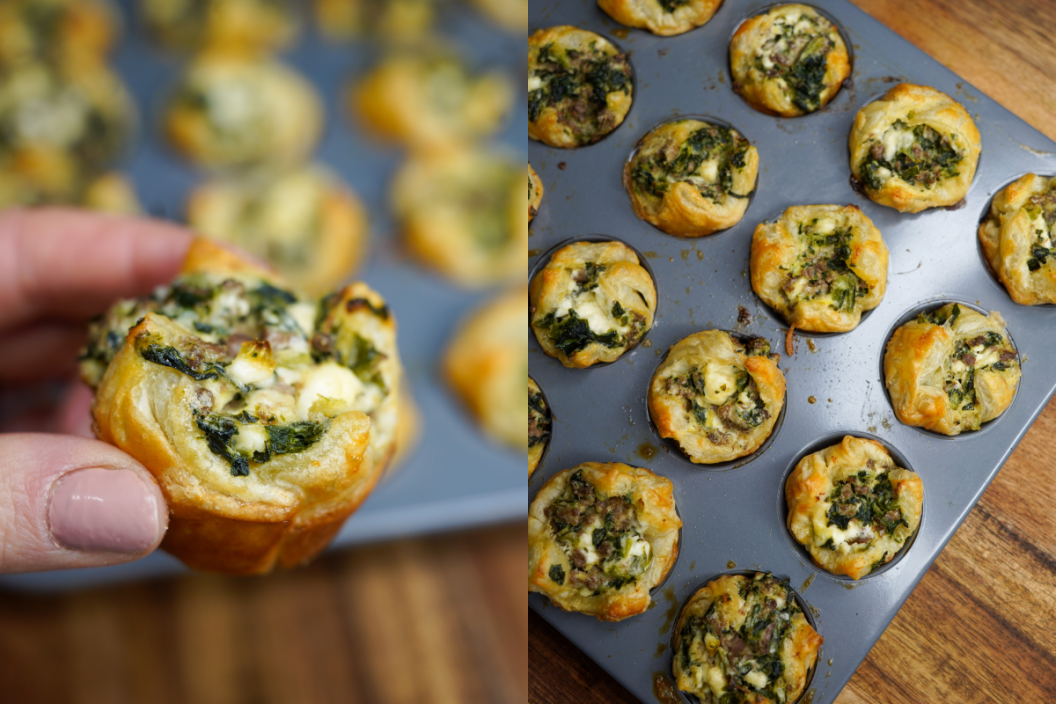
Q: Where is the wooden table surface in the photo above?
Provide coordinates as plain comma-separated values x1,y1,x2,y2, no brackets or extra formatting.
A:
530,0,1056,702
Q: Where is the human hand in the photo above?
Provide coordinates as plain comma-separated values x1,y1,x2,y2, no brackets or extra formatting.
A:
0,209,192,573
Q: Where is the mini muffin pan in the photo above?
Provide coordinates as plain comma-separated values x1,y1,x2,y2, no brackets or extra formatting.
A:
528,1,1056,702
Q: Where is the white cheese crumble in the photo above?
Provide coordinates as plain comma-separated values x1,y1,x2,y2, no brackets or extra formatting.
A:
295,361,364,418
744,670,769,690
703,362,739,406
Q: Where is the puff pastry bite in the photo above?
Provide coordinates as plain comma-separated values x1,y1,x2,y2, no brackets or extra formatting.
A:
979,173,1056,305
786,436,923,580
673,572,822,703
164,51,322,171
142,0,299,53
529,162,543,221
443,287,525,451
0,169,140,212
624,119,758,238
187,164,368,296
0,59,133,201
353,48,513,149
0,0,117,66
598,0,722,37
850,83,981,213
730,4,849,117
528,26,633,149
80,239,403,574
392,146,525,288
529,240,656,368
470,0,525,33
528,462,681,621
649,331,785,464
751,204,888,333
528,376,551,476
314,0,437,42
884,303,1020,436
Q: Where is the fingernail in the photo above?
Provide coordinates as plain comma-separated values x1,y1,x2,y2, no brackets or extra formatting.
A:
48,468,160,553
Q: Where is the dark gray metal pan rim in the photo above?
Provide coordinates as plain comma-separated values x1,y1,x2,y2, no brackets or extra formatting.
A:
775,430,924,583
875,297,1024,441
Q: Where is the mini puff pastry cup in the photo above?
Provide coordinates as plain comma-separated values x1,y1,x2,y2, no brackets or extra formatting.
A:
188,164,369,296
443,287,526,452
730,4,850,117
530,240,656,368
470,0,526,33
785,435,923,580
751,204,888,332
528,462,681,621
979,173,1056,305
164,50,323,171
83,240,402,574
392,146,526,288
314,0,437,42
624,119,759,238
849,83,981,213
884,303,1020,436
673,572,821,702
528,26,633,149
649,330,785,464
0,0,118,66
528,376,552,476
142,0,299,53
597,0,723,37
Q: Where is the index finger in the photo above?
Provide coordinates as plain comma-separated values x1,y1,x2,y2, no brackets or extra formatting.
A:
0,208,193,330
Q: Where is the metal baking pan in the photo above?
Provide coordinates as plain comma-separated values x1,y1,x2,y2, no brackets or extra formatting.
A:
527,0,1056,701
0,0,527,592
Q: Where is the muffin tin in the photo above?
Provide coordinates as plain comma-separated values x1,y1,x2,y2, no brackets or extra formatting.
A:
528,1,1056,702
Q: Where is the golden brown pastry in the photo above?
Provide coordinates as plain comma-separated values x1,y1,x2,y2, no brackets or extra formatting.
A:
0,59,134,202
443,287,525,451
648,331,785,464
529,240,656,368
164,51,323,171
849,83,981,213
80,239,403,574
0,170,140,212
528,26,633,148
598,0,722,37
314,0,437,42
751,204,888,332
529,162,543,221
730,4,850,117
470,0,525,33
884,303,1020,436
528,376,551,476
528,462,681,621
785,435,923,580
0,0,117,66
392,146,525,288
187,164,368,295
142,0,299,53
353,48,513,149
624,119,758,238
673,572,822,702
979,173,1056,305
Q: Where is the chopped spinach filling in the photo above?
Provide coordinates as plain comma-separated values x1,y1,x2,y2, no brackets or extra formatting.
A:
529,390,552,449
783,219,869,312
663,365,770,439
631,123,752,204
752,11,837,112
657,0,690,11
825,470,907,538
194,411,328,477
859,121,963,190
535,309,625,357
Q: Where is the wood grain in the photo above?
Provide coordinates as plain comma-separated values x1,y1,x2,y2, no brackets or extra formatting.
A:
528,0,1056,702
0,523,527,704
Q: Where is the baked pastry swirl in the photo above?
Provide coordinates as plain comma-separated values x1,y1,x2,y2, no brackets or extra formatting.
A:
392,146,526,288
785,435,923,580
529,162,544,221
649,331,785,464
624,119,758,238
884,303,1020,435
849,83,981,213
528,26,633,148
528,462,681,621
142,0,299,53
979,173,1056,305
673,572,822,703
751,204,888,332
164,51,322,171
188,164,368,296
529,240,656,368
0,0,117,66
528,376,551,476
353,48,513,149
80,240,402,574
730,4,850,117
597,0,723,37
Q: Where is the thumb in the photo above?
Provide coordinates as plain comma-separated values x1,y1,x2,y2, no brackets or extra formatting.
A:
0,433,168,574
